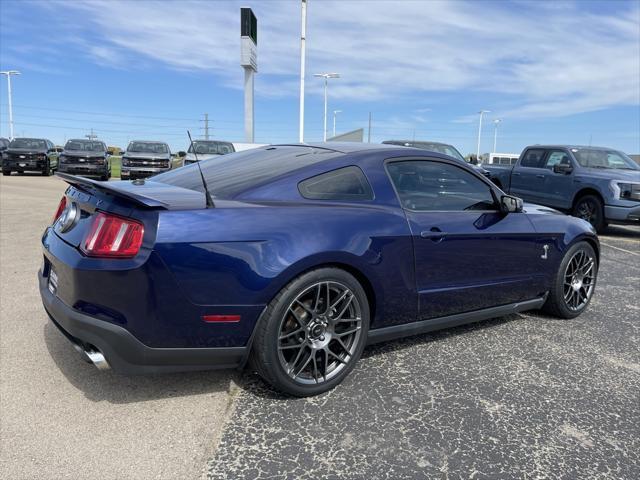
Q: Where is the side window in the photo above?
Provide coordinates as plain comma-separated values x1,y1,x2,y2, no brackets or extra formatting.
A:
520,149,546,168
545,150,570,169
298,166,374,201
387,160,497,211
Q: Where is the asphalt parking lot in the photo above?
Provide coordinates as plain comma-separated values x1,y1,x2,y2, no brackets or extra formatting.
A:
1,174,639,479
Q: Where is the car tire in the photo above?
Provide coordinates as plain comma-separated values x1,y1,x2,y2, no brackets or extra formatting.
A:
573,194,605,232
43,161,52,176
250,267,370,397
2,170,10,176
542,241,598,319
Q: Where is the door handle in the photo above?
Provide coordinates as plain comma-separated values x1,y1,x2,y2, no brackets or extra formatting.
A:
420,228,446,241
512,172,521,176
536,174,545,178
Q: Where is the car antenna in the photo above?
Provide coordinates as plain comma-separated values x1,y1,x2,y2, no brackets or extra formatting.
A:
187,130,215,208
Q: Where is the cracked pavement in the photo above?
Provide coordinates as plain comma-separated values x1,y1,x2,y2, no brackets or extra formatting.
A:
208,226,639,480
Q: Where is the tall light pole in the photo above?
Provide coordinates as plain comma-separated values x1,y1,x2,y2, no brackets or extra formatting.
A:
493,119,501,153
314,72,340,142
299,0,308,143
1,70,21,140
476,110,491,160
332,110,341,137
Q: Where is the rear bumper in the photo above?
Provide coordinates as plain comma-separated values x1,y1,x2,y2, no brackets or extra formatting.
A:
38,271,247,374
604,203,640,225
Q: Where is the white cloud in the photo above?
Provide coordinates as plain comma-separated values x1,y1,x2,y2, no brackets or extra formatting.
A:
39,0,640,118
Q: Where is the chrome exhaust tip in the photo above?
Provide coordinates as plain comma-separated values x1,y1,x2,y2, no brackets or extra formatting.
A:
85,349,110,370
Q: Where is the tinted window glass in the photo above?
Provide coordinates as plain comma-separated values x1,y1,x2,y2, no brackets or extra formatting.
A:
387,160,496,211
188,141,234,155
127,142,168,154
65,140,106,152
299,166,373,201
9,138,47,149
154,146,341,199
521,149,546,168
545,150,571,169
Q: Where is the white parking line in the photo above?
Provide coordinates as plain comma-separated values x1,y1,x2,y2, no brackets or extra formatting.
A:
600,241,640,256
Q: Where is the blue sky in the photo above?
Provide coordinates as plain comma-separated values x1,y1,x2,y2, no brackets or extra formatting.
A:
1,0,639,155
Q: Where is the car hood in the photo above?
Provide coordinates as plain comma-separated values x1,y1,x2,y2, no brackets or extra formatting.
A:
5,148,47,154
522,202,563,216
62,150,105,157
185,152,221,162
578,167,640,182
122,152,171,159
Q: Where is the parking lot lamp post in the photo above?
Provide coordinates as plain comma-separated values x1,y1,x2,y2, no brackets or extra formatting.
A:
476,109,491,160
1,70,21,140
493,119,501,153
333,110,342,137
314,73,340,141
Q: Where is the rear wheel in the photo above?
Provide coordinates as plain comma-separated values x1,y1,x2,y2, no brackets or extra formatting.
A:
543,241,597,319
251,268,369,397
2,169,10,176
573,194,605,232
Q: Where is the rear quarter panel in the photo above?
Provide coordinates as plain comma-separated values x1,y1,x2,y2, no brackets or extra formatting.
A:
154,202,417,330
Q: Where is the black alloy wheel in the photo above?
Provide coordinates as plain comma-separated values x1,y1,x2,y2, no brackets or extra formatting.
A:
251,268,370,397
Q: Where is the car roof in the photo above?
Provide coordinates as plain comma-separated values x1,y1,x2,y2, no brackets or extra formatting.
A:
129,140,169,144
382,139,452,147
67,138,104,142
528,145,618,151
271,142,405,154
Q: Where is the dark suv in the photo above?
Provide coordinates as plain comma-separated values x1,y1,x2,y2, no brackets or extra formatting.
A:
58,139,111,180
2,138,59,176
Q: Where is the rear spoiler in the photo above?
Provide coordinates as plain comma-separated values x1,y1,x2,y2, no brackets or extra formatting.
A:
55,173,207,210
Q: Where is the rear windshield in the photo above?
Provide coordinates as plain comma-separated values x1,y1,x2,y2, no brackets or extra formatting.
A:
9,138,46,149
188,141,234,155
127,142,168,153
153,146,340,199
65,140,106,152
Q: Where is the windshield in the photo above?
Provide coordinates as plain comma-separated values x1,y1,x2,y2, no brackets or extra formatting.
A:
127,142,168,154
9,138,46,150
64,140,105,152
573,149,639,170
188,141,234,155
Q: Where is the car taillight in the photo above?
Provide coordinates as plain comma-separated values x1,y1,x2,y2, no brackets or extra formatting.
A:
81,212,144,258
52,196,67,224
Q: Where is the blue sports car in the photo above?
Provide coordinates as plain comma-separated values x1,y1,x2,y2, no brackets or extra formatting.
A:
39,143,599,396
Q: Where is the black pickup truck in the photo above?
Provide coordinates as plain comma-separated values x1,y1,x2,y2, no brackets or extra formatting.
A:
2,137,59,176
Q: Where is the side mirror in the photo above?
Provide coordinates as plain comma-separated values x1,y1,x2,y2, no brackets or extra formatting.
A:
178,151,186,157
553,163,573,174
501,195,523,213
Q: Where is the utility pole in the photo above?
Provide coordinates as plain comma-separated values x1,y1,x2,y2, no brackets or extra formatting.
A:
368,112,372,143
476,110,491,160
299,0,308,143
332,110,341,137
314,72,340,142
493,119,501,152
203,113,210,140
85,128,97,140
1,70,21,140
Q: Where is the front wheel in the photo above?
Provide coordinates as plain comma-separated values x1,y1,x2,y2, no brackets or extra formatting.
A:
43,161,52,176
2,169,11,176
573,195,605,232
251,268,370,397
543,241,598,319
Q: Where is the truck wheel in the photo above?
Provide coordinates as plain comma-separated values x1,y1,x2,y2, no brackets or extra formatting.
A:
43,161,52,176
250,268,370,397
573,195,605,232
2,169,11,176
543,241,597,319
